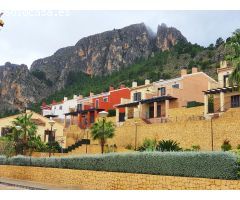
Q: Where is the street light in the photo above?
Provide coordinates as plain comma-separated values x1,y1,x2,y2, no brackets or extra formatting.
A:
99,111,108,154
15,126,22,131
48,117,56,157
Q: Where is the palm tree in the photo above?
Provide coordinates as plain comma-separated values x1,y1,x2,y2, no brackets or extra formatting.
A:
9,113,38,155
90,120,115,154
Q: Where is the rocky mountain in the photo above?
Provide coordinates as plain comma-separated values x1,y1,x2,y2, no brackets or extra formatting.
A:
30,23,187,90
0,23,187,113
0,62,49,113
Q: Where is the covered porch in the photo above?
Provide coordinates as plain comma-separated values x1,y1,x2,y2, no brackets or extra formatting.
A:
140,96,177,123
115,96,177,123
203,86,240,116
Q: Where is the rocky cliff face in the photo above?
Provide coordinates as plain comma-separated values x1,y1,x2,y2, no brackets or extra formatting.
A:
30,23,186,90
0,62,49,112
0,23,186,113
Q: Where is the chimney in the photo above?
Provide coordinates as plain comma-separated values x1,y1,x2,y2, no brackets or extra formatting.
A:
132,81,137,87
73,94,77,99
192,67,198,74
145,79,150,85
90,92,94,97
109,86,114,91
79,95,83,99
120,84,125,89
181,68,187,77
64,97,68,102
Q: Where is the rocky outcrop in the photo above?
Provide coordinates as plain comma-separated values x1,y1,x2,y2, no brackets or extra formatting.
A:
0,23,186,113
156,23,187,51
30,23,186,90
0,62,49,112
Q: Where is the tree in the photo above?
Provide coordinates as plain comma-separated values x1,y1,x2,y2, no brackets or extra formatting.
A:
229,63,240,86
6,113,40,155
90,120,115,154
215,37,224,48
156,139,182,152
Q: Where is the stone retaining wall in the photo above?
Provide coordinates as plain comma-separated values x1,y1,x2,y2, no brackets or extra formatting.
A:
0,165,240,190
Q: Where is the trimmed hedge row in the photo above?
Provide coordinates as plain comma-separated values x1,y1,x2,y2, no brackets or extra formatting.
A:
0,152,239,180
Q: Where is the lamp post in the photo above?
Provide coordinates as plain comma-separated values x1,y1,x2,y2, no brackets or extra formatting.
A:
99,111,108,154
134,121,138,151
48,117,56,157
210,116,214,151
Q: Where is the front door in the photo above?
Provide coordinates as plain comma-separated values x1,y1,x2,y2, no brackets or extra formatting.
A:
149,105,154,118
231,95,240,108
157,104,161,117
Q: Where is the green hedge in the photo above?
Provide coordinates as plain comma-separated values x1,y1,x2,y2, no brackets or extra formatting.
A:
0,152,239,180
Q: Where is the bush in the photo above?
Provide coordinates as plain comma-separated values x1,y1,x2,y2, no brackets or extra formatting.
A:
125,144,134,150
0,152,238,180
192,145,201,151
221,140,232,151
137,138,157,152
156,140,182,152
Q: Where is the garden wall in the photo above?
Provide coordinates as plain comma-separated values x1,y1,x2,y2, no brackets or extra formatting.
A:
0,165,240,190
108,107,240,151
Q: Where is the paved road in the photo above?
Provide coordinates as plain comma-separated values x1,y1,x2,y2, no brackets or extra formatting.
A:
0,183,26,190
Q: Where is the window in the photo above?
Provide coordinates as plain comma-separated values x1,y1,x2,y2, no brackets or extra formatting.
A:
158,87,166,96
223,74,229,87
59,106,62,110
77,104,82,111
95,99,99,108
133,92,141,101
172,83,180,89
103,97,108,102
231,95,240,108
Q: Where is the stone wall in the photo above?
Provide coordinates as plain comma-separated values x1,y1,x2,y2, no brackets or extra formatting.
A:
107,107,240,151
0,165,240,190
63,106,240,153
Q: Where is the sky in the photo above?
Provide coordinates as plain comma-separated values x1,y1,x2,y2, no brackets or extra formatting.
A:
0,10,240,67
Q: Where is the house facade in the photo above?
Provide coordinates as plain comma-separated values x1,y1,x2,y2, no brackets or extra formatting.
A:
42,86,130,129
203,61,239,116
116,67,217,123
75,86,130,128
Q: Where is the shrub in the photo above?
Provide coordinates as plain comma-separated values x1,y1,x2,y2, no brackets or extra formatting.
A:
0,152,238,180
156,140,182,152
137,138,157,152
192,145,201,151
237,144,240,150
221,140,232,151
125,144,134,150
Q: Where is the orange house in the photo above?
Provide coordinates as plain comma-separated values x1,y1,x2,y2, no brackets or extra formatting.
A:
116,67,217,123
71,86,130,129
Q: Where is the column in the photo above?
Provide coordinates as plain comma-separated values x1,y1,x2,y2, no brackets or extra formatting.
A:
165,99,169,118
87,112,91,127
204,94,208,115
116,108,119,123
64,115,66,128
125,107,128,121
78,113,81,128
220,91,225,112
138,103,142,118
154,102,157,118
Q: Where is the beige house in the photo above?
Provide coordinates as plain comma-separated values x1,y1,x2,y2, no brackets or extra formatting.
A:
116,67,217,123
0,110,66,148
203,61,239,116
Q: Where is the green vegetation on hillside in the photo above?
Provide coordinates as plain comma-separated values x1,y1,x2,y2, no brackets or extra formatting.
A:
29,39,231,113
